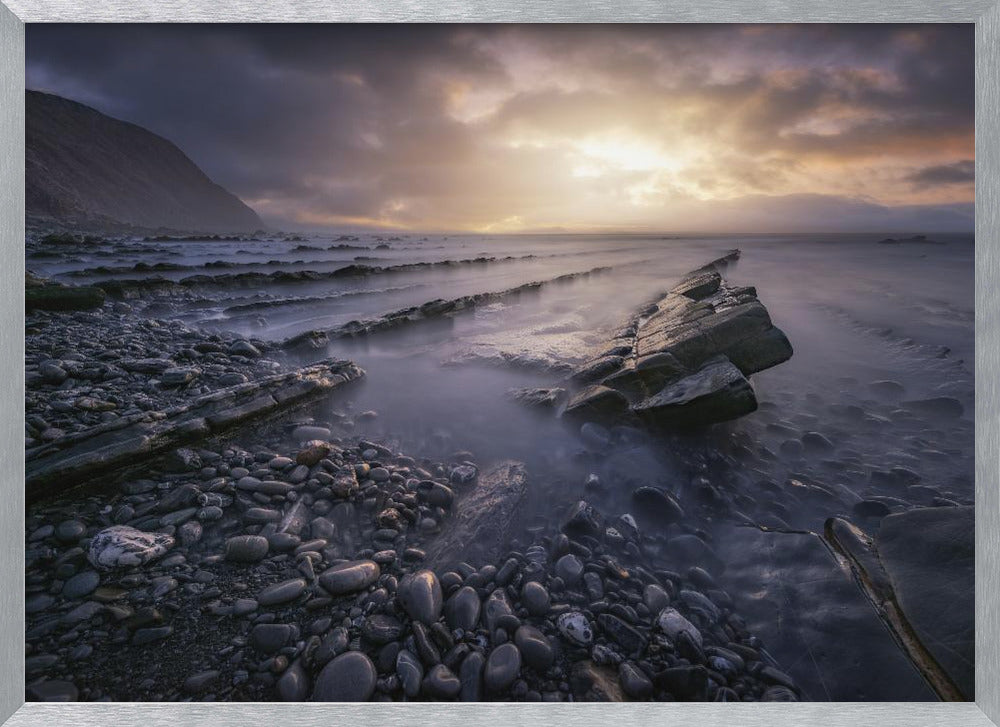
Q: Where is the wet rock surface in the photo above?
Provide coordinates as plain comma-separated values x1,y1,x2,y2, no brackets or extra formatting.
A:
24,244,973,704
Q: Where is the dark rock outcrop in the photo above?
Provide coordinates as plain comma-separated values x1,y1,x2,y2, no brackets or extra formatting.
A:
26,271,105,312
27,90,262,233
518,250,793,429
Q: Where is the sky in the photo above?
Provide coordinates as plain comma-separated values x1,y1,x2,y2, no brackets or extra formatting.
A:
26,24,974,233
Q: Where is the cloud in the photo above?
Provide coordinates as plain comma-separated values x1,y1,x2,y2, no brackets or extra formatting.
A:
25,24,974,232
906,160,975,188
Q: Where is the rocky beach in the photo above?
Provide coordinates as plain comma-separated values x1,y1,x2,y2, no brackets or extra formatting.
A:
24,230,975,703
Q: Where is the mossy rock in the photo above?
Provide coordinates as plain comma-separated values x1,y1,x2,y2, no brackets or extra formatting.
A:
26,284,106,312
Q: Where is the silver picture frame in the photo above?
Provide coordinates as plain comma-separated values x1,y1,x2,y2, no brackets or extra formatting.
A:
1,1,997,725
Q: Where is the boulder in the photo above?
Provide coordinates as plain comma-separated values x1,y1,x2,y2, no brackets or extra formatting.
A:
633,357,757,428
562,385,630,425
88,525,174,570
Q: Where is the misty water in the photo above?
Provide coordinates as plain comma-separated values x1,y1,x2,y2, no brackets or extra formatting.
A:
30,231,974,699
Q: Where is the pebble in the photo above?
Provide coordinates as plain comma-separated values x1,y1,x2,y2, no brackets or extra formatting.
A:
55,519,86,542
459,650,485,701
251,623,292,654
183,670,219,694
258,578,306,606
631,486,684,526
555,554,584,585
444,586,481,631
484,642,522,694
556,611,594,646
62,570,100,599
318,560,380,595
422,663,461,699
132,625,173,645
656,607,703,647
313,651,377,701
521,581,551,616
619,661,653,698
396,649,424,698
514,625,554,670
362,615,404,644
277,659,311,701
225,535,270,563
398,570,443,625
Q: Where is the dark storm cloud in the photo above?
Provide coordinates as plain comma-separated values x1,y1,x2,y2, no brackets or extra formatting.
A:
26,24,974,231
907,160,975,188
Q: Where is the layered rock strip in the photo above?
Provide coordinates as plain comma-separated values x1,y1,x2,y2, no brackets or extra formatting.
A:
90,254,541,299
25,359,364,503
282,266,611,354
553,250,793,428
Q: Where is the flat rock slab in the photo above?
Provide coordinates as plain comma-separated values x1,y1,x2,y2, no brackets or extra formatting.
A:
633,356,757,427
425,460,527,570
26,359,364,503
713,524,936,701
875,506,974,700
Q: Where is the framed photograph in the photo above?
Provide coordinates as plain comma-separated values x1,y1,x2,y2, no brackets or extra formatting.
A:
2,2,998,727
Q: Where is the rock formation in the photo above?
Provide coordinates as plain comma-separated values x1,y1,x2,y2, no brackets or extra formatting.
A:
533,250,793,429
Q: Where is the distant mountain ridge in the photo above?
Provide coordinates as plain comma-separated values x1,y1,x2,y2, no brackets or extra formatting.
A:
26,90,263,233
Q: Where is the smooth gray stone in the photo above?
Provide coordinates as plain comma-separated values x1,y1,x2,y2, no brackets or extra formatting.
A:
362,614,404,644
398,570,443,625
422,663,461,699
258,578,306,606
312,651,376,702
484,642,521,694
318,560,380,595
459,650,485,701
182,670,219,694
619,661,654,698
62,570,100,600
514,625,554,670
224,535,269,563
277,659,311,701
26,680,78,701
555,554,584,585
521,581,551,616
251,623,292,654
444,586,481,631
396,649,423,698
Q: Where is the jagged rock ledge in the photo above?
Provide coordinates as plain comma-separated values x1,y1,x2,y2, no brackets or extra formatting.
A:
25,359,364,503
513,250,793,429
283,266,611,354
